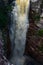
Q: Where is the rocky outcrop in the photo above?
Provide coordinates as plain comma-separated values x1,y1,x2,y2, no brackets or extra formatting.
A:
24,1,43,63
2,27,12,59
24,35,43,63
0,0,12,60
0,32,13,65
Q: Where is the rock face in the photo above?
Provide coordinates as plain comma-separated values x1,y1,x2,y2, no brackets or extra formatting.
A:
2,27,12,59
0,0,13,59
24,35,43,62
0,30,13,65
24,1,43,63
31,0,43,29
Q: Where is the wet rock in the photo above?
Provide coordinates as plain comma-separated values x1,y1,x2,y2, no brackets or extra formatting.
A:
0,31,13,65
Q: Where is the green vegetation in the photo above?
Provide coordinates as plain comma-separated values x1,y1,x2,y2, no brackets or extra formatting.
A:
0,5,12,29
34,13,40,21
38,43,43,53
32,10,40,21
6,5,12,11
37,29,43,37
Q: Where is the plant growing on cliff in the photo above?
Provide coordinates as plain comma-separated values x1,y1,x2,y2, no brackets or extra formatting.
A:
37,29,43,37
0,4,12,29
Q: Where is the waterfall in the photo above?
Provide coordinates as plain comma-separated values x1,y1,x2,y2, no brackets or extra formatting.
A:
10,0,30,65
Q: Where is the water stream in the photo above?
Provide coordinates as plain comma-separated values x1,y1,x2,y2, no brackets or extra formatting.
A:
10,0,30,65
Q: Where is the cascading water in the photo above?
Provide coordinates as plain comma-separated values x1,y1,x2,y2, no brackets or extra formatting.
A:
10,0,30,65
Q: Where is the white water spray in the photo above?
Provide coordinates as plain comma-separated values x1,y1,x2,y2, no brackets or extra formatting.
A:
10,0,30,65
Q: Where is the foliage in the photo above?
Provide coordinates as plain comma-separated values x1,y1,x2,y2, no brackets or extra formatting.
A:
6,5,12,11
37,29,43,37
38,43,43,53
34,13,40,21
32,10,40,21
0,5,12,29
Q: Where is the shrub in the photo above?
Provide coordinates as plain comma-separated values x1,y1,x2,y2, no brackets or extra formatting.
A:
37,29,43,37
0,5,12,29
